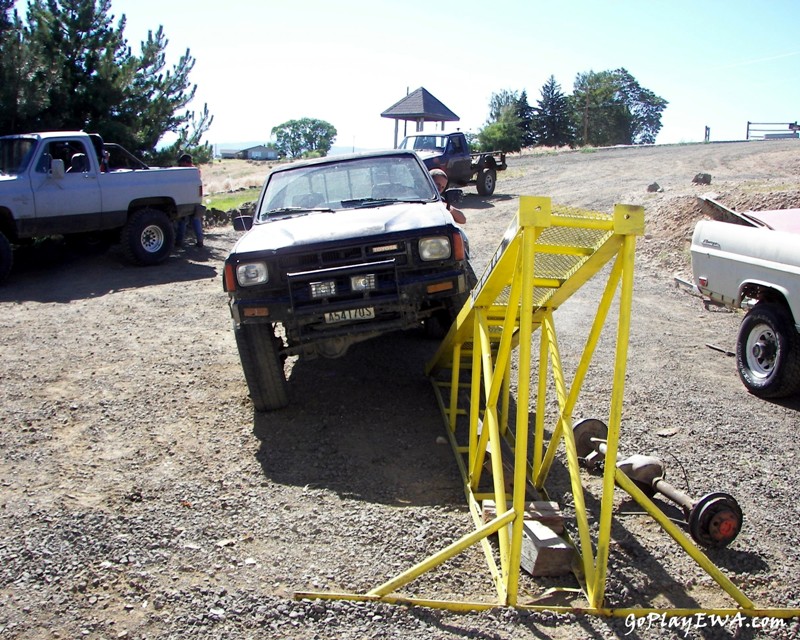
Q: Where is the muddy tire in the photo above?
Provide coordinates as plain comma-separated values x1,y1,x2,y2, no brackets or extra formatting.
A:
736,302,800,398
121,208,174,265
425,262,478,338
0,231,12,283
234,322,289,411
476,168,496,196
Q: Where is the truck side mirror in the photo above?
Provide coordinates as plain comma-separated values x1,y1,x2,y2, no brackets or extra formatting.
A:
232,214,253,231
50,159,65,179
443,188,463,206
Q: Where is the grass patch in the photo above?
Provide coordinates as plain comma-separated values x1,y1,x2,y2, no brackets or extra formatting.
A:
206,188,260,212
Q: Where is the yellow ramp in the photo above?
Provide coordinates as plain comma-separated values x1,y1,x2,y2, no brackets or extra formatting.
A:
296,195,800,621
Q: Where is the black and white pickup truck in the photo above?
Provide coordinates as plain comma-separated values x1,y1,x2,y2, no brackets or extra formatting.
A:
223,149,475,411
0,130,203,281
691,202,800,398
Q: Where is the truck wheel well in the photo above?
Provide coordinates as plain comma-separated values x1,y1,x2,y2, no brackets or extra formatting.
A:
741,283,789,309
128,198,176,218
0,208,18,242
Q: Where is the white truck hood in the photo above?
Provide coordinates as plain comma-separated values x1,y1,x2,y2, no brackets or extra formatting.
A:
232,201,453,255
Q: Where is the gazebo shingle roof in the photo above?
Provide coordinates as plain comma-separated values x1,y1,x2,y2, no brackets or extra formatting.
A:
381,87,459,122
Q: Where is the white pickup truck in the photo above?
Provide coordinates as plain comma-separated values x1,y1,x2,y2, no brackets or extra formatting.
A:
0,130,204,282
690,203,800,398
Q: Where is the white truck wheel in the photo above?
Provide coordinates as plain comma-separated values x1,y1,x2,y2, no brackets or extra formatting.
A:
736,302,800,398
121,208,175,265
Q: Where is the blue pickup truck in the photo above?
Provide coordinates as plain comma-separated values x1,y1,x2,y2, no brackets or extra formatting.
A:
398,131,506,196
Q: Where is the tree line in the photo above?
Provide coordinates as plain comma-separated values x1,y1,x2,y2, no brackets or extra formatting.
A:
0,0,212,164
1,1,666,162
477,70,668,152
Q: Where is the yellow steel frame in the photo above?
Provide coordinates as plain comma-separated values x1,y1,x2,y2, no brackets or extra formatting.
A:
295,196,800,621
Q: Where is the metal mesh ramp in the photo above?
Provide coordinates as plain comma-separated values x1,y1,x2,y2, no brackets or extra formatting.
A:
295,196,800,622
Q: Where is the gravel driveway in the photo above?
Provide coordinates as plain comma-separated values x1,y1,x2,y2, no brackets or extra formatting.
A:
1,139,799,639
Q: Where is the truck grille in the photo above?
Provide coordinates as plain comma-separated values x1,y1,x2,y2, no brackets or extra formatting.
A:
287,259,400,313
279,240,408,272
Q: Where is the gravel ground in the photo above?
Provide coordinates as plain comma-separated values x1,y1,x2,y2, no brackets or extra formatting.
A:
1,139,800,639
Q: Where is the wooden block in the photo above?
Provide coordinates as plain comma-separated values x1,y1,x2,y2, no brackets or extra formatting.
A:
481,500,565,534
520,520,574,577
526,501,565,534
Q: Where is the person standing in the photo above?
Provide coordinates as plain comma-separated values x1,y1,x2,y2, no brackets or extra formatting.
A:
176,153,205,248
429,168,466,224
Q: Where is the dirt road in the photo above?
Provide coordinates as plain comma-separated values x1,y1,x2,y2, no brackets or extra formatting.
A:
1,139,799,639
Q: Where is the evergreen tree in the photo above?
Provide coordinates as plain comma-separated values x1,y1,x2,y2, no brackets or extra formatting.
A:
0,0,211,157
515,90,536,148
0,0,52,133
532,76,574,148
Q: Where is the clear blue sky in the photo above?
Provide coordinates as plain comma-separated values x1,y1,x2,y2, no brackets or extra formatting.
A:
49,0,800,148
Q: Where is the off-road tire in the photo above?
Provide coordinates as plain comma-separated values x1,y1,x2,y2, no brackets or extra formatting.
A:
425,262,478,338
0,231,13,283
121,207,174,265
476,168,496,196
736,302,800,398
234,322,289,411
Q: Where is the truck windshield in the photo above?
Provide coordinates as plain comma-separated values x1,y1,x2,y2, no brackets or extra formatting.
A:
0,137,37,176
398,136,447,151
257,155,437,220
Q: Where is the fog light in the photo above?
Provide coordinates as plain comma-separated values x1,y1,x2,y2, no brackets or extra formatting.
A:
351,274,376,291
310,280,336,298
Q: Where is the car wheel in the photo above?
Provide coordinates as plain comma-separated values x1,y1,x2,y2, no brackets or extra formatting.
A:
476,168,496,196
234,322,289,411
0,231,13,283
121,208,175,265
736,302,800,398
425,262,477,338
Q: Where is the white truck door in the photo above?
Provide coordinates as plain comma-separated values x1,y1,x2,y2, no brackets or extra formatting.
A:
30,137,103,234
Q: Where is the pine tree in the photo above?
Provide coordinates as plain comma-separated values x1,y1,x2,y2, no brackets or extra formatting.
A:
0,0,52,133
515,90,536,148
2,0,211,157
532,76,574,148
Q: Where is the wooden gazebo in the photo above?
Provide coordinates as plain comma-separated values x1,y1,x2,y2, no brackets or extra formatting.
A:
381,87,459,148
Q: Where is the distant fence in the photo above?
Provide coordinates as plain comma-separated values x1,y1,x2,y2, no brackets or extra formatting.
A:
746,121,799,140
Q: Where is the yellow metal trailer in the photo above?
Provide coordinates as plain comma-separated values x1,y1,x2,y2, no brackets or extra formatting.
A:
296,195,800,622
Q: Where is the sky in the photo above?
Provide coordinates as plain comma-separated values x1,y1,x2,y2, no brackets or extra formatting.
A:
44,0,800,150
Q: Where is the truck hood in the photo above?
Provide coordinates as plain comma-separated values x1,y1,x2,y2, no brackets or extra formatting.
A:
413,150,441,163
232,201,454,254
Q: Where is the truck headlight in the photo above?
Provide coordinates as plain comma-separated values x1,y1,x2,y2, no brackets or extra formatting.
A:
419,236,451,261
236,262,268,286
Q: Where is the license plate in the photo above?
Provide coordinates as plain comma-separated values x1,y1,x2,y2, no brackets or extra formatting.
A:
324,307,375,324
